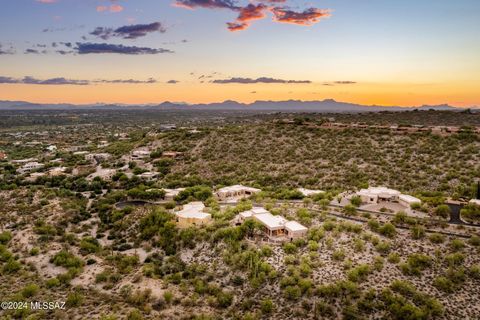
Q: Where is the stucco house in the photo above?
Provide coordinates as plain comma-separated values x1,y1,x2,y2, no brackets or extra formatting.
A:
356,186,421,207
238,207,308,241
216,185,261,202
175,202,211,228
298,188,325,197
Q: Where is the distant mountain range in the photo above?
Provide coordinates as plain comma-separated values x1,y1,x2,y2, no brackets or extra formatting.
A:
0,99,477,113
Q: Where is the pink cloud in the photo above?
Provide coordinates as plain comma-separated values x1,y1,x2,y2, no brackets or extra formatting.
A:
36,0,58,3
110,4,124,12
97,4,124,13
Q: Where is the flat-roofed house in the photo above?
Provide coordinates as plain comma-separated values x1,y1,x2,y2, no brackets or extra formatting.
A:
469,199,480,206
356,186,422,208
284,221,308,239
48,166,67,176
216,185,261,202
85,153,112,163
175,202,211,228
138,172,158,180
298,188,325,197
238,207,308,242
253,213,288,238
162,151,183,159
238,207,270,222
17,161,44,174
132,150,151,160
357,187,401,204
399,194,422,207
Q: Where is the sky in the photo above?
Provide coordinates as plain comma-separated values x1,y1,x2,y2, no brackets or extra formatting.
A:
0,0,479,106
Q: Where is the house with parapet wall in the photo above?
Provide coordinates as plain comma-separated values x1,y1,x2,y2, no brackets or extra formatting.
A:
216,185,261,202
297,188,325,197
175,202,211,228
356,187,421,207
17,161,44,174
238,207,308,242
132,150,151,160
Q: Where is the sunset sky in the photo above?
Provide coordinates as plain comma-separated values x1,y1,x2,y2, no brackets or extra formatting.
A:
0,0,479,106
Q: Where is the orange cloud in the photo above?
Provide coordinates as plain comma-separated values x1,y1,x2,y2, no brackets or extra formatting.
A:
227,3,267,32
110,4,124,12
270,7,331,25
97,4,124,13
174,0,331,32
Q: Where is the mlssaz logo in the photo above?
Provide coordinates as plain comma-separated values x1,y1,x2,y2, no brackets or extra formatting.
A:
30,301,66,310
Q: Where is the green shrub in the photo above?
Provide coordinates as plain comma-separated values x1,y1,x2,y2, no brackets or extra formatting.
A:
283,243,297,254
429,233,445,244
378,223,396,238
79,237,101,254
45,278,61,288
347,264,371,283
216,291,234,308
450,239,465,252
434,276,454,293
410,225,425,239
375,241,391,254
400,253,432,276
260,298,274,314
50,250,84,269
0,231,12,245
387,252,400,264
163,291,173,304
21,284,39,298
66,291,83,307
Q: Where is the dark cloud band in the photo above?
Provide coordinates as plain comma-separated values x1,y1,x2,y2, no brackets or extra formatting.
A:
90,22,166,40
0,76,158,85
212,77,311,84
75,43,173,54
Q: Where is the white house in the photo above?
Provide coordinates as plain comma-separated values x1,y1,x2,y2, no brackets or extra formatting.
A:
11,158,37,164
138,172,158,180
85,153,111,163
175,202,211,228
238,207,308,241
356,186,421,207
284,221,308,239
87,168,116,181
469,199,480,206
398,194,422,207
46,145,57,152
17,162,44,174
237,207,270,223
298,188,325,197
357,187,401,204
132,150,151,160
48,166,67,176
216,185,261,202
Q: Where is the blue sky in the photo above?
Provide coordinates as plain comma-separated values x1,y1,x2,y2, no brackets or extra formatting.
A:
0,0,479,106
